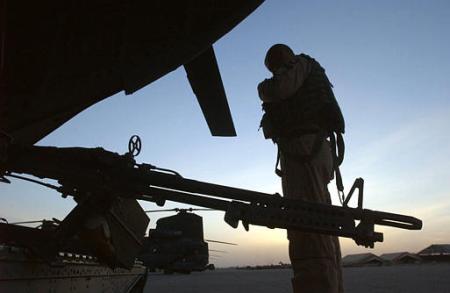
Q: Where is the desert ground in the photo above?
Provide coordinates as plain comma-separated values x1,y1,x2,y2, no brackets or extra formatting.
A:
145,264,450,293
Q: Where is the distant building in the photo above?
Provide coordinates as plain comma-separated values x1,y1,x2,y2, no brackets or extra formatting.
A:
418,244,450,262
342,253,383,267
380,252,421,265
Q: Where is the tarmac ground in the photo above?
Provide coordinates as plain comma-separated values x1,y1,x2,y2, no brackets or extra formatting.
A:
145,263,450,293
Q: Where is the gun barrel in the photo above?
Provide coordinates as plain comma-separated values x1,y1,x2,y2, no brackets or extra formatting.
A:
142,169,278,202
141,186,231,211
137,184,421,248
363,210,422,230
142,170,422,230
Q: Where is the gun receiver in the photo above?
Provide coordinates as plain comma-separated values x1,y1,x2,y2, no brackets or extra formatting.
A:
4,143,421,249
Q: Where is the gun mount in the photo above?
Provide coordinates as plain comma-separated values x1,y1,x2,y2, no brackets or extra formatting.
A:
1,138,422,269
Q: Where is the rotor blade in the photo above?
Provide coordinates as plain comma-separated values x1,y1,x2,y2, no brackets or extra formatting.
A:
209,249,228,253
188,208,217,212
184,46,236,137
205,239,237,246
144,207,217,213
144,208,177,213
10,220,46,225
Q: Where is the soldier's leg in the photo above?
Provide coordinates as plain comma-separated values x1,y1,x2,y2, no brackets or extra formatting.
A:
332,235,344,293
288,231,341,293
281,136,344,292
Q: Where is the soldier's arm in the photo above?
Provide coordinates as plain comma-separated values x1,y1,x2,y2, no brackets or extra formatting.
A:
258,56,311,102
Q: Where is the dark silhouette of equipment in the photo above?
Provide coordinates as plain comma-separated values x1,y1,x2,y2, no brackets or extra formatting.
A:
0,218,148,292
0,0,423,292
0,1,264,291
138,208,234,273
2,1,269,142
2,137,421,258
0,123,422,290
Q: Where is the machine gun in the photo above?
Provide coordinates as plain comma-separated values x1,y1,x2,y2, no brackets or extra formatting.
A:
1,136,422,269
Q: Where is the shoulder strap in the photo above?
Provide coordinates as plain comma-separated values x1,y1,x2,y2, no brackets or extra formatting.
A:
274,146,283,178
329,131,345,203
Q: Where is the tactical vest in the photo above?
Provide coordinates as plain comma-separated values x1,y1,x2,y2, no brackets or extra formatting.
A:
260,54,345,140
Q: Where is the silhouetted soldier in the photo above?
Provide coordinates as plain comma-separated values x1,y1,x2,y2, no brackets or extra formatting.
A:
258,44,345,293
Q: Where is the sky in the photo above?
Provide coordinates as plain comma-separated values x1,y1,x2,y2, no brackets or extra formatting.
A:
2,0,450,267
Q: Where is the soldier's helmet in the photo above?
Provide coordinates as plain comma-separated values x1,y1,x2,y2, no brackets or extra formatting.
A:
264,44,295,73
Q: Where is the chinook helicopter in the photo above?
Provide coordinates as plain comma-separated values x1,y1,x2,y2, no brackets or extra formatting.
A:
139,208,235,274
0,0,422,292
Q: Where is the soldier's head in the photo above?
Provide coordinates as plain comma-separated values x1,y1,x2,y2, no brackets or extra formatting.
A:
264,44,295,73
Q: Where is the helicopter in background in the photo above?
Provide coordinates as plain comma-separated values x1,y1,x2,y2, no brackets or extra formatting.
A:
138,208,236,274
